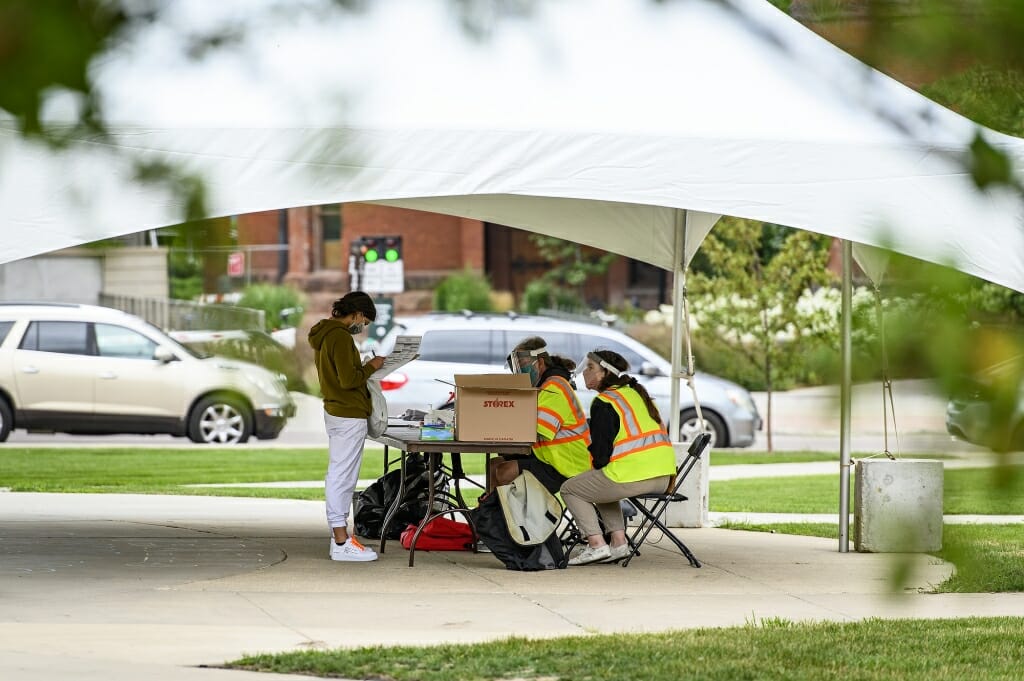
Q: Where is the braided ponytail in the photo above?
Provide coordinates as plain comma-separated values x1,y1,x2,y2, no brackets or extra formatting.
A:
591,350,663,425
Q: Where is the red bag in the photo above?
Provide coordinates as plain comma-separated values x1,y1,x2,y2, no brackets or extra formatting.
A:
400,517,476,551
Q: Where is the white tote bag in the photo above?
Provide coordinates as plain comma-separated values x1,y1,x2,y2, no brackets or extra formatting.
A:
496,471,563,546
366,378,388,438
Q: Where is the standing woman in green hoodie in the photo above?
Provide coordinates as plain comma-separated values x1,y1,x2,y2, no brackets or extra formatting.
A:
308,291,386,562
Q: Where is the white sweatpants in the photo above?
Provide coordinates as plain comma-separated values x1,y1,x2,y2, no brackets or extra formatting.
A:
324,411,368,530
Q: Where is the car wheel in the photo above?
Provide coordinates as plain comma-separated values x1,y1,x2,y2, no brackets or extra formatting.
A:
188,394,252,445
0,399,12,442
678,409,727,449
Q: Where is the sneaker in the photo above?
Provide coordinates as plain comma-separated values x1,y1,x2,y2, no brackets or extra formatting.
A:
330,537,378,562
567,544,611,566
608,543,632,562
475,540,492,554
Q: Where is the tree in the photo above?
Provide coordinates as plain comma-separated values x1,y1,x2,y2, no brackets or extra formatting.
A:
690,218,835,452
522,235,616,312
794,1,1024,463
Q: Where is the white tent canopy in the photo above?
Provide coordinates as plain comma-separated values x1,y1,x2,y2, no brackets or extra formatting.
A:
1,0,1023,287
4,0,1024,543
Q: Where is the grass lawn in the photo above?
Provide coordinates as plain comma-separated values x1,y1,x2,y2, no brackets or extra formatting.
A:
718,521,1024,593
710,466,1024,515
707,450,959,465
0,446,972,497
228,617,1024,681
0,446,479,494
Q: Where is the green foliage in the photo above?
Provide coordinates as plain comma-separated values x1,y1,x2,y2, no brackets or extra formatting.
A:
853,2,1024,195
0,0,126,137
433,269,494,312
168,250,203,301
711,467,1024,515
936,524,1024,593
922,65,1024,138
720,521,1024,593
526,235,616,312
0,447,490,496
233,618,1024,681
839,254,1024,436
519,279,584,314
164,216,236,301
691,333,777,392
237,284,306,331
689,219,834,446
862,1,1024,89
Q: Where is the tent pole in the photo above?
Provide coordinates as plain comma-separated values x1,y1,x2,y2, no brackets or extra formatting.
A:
669,209,687,442
839,240,853,552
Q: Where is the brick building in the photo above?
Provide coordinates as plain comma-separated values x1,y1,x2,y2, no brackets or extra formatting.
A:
236,203,667,316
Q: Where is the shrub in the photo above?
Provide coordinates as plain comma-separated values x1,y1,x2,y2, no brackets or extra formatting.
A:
520,280,584,314
237,284,306,332
434,269,494,312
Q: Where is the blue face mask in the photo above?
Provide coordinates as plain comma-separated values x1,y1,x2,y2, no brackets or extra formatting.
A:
521,361,540,386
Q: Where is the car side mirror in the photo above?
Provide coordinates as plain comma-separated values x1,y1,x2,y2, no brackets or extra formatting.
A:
640,361,663,377
154,346,177,363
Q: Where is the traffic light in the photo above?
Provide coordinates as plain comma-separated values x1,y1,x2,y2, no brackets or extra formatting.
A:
358,237,381,263
355,236,401,264
383,236,402,263
350,235,406,294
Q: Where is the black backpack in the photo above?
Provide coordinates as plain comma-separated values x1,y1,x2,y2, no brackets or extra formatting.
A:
470,491,565,571
353,454,445,539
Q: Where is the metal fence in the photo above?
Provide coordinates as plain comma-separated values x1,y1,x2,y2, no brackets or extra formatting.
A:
99,293,266,332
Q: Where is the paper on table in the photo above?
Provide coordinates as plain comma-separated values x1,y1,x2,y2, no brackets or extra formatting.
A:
371,335,421,378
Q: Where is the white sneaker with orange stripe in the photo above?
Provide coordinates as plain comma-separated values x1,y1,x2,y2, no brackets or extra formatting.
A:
329,536,378,562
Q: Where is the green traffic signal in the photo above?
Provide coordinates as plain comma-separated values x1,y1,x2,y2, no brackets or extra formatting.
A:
364,249,379,263
385,248,400,262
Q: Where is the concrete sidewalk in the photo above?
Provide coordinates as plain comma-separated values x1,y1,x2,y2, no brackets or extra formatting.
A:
3,493,1023,681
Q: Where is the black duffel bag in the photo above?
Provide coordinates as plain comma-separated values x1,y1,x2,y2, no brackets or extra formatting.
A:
470,490,565,571
353,454,441,539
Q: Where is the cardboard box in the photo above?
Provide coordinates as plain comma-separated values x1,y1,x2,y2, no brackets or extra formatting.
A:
454,373,537,442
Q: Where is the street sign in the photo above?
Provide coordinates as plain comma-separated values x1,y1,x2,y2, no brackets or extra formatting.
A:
227,251,245,277
368,297,394,341
361,260,404,293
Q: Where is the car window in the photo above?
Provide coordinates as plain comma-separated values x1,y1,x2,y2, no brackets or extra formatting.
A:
576,333,649,370
0,321,14,346
418,330,493,364
95,323,158,359
498,330,579,366
20,321,92,355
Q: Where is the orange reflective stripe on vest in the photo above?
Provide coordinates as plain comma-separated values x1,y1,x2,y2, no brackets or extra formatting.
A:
596,386,676,483
532,375,592,478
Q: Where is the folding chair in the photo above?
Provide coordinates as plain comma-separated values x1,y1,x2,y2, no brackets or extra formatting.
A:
559,499,639,566
620,432,712,568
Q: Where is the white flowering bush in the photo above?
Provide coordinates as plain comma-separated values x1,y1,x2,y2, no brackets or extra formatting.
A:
643,284,954,390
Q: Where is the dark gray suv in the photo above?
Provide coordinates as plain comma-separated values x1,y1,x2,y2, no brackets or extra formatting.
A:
374,312,761,448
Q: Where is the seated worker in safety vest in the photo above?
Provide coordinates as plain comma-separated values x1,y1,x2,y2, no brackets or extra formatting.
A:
562,350,676,566
487,336,593,494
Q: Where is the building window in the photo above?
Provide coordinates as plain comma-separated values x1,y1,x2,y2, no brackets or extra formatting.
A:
320,204,342,269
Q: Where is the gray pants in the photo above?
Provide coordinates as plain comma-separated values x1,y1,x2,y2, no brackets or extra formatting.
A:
561,469,671,538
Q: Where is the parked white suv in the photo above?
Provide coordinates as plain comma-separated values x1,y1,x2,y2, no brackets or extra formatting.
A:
374,312,761,448
0,303,296,444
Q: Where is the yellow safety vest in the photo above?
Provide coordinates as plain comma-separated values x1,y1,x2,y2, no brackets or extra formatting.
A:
596,386,676,483
532,375,593,479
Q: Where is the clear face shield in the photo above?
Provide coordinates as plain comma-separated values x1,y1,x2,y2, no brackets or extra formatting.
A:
508,346,547,384
577,352,625,379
